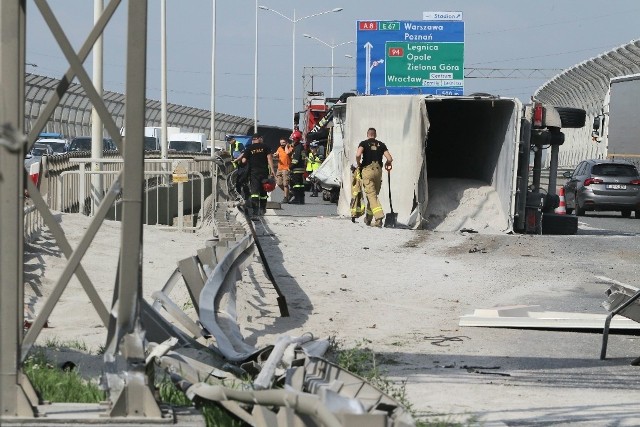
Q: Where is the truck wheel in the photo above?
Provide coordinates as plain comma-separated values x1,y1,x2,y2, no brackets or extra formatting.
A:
542,193,560,213
330,189,340,204
542,213,578,235
556,107,586,128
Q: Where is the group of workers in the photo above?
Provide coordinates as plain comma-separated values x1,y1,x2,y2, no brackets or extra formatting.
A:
229,126,393,226
274,127,325,205
229,128,326,219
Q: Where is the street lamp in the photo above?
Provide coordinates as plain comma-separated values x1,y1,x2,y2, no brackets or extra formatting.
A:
253,0,258,133
303,34,353,97
258,6,343,128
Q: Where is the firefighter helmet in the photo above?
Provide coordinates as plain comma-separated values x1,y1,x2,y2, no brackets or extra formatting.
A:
262,177,276,192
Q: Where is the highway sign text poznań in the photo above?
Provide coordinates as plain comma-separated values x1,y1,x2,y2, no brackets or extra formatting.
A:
356,20,464,96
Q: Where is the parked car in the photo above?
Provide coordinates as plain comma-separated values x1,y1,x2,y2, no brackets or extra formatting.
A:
24,143,53,169
562,159,640,218
36,137,68,154
68,136,116,152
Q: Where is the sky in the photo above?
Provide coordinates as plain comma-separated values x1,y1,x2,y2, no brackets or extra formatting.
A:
25,0,640,129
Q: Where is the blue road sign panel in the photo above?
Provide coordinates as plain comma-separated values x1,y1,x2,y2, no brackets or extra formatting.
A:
356,20,465,96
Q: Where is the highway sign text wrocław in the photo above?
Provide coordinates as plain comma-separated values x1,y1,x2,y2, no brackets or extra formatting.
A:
356,20,464,96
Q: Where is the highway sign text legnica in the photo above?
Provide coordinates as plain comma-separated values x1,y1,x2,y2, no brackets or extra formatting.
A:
356,20,465,96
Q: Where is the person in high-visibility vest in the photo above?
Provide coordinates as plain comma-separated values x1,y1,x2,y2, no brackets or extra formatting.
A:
228,137,245,166
306,141,323,197
274,136,293,203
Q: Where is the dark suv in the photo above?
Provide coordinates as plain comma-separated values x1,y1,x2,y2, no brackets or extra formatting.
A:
562,159,640,218
68,136,116,152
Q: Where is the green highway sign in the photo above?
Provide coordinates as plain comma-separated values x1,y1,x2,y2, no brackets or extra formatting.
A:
385,42,464,89
357,20,465,95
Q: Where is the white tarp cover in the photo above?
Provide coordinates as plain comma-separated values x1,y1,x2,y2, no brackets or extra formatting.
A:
312,111,345,188
338,96,429,228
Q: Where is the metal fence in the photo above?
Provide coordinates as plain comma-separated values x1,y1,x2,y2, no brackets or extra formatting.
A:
22,203,43,244
25,73,253,142
44,156,212,232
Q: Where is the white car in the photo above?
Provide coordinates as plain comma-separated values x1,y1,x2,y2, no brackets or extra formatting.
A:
36,137,68,154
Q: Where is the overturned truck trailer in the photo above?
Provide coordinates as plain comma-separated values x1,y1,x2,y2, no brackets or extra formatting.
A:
338,95,522,232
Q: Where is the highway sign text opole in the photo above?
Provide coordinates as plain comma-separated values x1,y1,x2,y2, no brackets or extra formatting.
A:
356,20,464,95
386,42,464,87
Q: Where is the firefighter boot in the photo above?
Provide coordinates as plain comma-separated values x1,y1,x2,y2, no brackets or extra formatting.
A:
292,188,305,204
251,199,260,219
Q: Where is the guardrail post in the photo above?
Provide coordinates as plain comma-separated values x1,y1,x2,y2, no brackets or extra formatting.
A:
78,162,86,214
177,182,184,230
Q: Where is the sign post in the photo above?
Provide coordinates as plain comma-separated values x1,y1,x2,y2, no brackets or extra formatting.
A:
356,19,464,96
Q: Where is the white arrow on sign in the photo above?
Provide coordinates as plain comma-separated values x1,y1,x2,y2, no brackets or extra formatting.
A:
364,42,373,95
364,42,385,95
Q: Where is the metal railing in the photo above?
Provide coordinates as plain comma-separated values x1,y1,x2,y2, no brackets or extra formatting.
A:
23,202,43,243
48,158,209,231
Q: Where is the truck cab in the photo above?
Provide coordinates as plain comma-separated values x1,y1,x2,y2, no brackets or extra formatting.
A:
516,102,586,234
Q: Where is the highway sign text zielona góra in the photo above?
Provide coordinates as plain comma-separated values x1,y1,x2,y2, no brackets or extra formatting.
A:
356,18,464,96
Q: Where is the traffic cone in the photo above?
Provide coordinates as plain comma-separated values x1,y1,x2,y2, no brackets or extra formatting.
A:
555,187,566,215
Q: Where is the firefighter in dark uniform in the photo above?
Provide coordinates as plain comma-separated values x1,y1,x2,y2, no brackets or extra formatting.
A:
235,134,275,217
290,133,307,204
355,127,393,227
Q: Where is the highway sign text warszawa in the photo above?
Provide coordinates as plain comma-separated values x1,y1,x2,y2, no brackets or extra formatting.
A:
356,19,464,96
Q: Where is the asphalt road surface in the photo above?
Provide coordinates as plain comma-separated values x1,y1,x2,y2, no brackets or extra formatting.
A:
577,211,640,236
258,188,640,425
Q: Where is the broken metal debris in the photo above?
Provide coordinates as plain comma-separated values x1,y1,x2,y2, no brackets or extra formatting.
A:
144,202,417,426
460,305,640,330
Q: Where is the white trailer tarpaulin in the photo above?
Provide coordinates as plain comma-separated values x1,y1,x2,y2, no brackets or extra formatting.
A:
338,96,429,229
337,95,521,232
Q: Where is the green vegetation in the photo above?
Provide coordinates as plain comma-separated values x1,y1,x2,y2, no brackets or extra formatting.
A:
23,350,105,403
328,338,415,413
328,338,476,427
23,337,476,426
44,336,89,353
156,377,244,427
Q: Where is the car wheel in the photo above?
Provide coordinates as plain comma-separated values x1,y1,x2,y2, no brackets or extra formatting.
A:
622,209,632,218
566,207,574,215
635,210,640,219
575,194,585,216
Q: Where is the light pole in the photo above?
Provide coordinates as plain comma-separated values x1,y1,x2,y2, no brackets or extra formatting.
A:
211,0,217,211
254,0,258,133
258,6,343,128
303,34,353,97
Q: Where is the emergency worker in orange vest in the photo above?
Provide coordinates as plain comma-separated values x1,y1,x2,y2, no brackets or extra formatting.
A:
274,136,293,203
